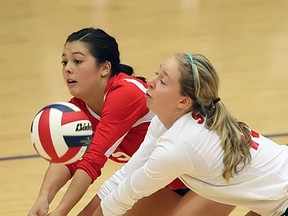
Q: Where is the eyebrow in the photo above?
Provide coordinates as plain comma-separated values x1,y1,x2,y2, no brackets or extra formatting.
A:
61,51,85,57
159,64,171,80
163,70,170,79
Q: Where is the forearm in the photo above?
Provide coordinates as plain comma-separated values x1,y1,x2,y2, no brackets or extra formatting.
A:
100,146,188,215
92,205,104,216
245,211,261,216
54,169,92,215
37,163,71,203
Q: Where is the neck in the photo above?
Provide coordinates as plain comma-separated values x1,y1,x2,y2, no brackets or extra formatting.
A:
158,112,184,129
85,97,104,116
84,78,108,116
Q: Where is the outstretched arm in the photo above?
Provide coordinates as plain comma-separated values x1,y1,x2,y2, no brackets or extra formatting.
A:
48,169,92,216
92,207,104,216
99,138,189,216
28,164,71,216
245,211,261,216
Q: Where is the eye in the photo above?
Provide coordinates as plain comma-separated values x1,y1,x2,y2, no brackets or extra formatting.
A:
154,71,166,85
158,75,166,85
61,60,67,66
74,60,82,64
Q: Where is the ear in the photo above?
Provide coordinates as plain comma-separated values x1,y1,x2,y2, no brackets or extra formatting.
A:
100,61,112,77
177,96,192,110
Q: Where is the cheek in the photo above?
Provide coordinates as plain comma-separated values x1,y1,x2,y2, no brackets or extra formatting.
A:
155,90,173,105
79,67,98,81
82,75,98,88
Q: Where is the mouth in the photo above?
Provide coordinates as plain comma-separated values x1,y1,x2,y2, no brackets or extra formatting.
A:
145,92,152,98
67,79,77,84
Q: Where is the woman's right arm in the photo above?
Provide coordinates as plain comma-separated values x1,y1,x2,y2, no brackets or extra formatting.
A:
98,135,191,216
27,164,71,216
97,116,160,200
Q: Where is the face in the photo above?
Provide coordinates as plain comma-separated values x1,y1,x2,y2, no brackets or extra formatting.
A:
61,41,103,101
146,55,190,122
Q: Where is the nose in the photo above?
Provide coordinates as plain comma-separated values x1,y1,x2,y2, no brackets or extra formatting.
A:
147,76,156,89
63,62,73,74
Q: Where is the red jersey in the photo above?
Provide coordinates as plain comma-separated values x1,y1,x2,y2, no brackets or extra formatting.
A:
66,73,154,182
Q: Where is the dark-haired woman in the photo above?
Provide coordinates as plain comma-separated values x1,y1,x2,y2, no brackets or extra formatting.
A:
27,27,155,216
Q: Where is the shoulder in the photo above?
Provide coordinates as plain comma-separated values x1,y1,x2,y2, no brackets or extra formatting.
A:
69,97,84,108
166,112,207,139
175,112,206,127
69,97,91,116
107,73,148,93
104,74,148,106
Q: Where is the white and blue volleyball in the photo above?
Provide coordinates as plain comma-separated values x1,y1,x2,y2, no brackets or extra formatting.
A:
30,102,92,164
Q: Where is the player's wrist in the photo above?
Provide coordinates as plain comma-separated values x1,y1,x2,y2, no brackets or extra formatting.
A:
53,205,72,216
37,189,55,204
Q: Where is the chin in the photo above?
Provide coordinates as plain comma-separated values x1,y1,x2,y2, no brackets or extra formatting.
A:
146,100,151,109
146,103,156,114
69,90,81,99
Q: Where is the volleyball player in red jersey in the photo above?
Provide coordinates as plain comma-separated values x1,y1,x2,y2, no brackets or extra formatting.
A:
27,27,150,216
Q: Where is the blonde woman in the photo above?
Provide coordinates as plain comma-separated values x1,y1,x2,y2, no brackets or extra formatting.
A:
92,53,288,216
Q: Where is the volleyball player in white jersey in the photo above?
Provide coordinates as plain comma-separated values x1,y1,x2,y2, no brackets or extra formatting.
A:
92,53,288,216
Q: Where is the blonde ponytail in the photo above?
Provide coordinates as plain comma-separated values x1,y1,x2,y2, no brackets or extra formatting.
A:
176,53,252,181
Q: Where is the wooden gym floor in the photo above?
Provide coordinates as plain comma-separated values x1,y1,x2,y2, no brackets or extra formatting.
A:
0,0,287,215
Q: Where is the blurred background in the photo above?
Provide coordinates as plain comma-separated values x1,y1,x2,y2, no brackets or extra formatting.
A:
0,0,287,215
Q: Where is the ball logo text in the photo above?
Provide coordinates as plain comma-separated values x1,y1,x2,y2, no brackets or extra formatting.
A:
75,123,92,132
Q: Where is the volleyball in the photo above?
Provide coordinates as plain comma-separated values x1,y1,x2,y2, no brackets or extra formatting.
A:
30,102,93,164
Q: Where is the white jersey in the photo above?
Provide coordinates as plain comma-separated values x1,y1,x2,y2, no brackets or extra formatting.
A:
98,112,288,216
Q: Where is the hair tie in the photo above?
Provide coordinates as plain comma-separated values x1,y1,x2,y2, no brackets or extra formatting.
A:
213,98,221,104
211,98,221,109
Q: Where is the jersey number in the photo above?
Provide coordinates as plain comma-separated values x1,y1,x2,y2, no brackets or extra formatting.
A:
250,130,259,150
192,113,204,124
